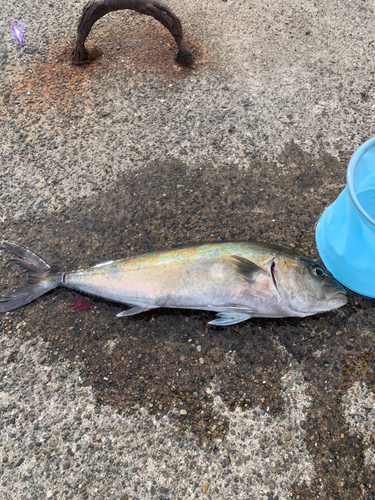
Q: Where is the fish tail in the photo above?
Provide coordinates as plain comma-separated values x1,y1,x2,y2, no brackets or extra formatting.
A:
0,241,61,312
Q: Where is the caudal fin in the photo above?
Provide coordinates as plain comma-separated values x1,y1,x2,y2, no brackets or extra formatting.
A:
0,241,61,312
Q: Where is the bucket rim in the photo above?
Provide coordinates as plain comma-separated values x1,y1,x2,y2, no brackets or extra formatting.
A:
347,135,375,227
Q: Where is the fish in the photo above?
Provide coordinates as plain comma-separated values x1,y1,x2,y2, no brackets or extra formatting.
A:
0,240,347,325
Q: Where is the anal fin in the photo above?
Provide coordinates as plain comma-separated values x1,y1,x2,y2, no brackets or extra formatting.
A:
116,306,157,318
208,310,252,326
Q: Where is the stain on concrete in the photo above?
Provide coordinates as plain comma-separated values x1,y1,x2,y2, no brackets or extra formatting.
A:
3,13,204,118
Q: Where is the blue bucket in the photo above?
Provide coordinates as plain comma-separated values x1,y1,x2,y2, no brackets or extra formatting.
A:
316,136,375,297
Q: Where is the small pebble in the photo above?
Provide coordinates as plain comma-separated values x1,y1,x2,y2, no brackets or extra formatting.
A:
62,461,70,470
85,173,96,184
199,358,204,365
285,432,291,442
180,410,187,415
24,46,38,54
202,482,209,493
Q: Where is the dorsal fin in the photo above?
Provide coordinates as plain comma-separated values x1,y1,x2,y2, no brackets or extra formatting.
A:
231,255,268,282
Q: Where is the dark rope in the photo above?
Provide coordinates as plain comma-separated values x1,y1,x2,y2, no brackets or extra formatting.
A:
72,0,195,67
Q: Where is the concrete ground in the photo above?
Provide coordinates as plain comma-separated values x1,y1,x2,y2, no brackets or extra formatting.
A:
0,0,375,498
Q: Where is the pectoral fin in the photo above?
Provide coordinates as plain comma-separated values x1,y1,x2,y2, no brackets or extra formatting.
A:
116,306,157,318
208,310,252,326
232,255,267,282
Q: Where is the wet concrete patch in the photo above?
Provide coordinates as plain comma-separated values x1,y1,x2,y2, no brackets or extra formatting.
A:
1,143,375,498
273,309,375,499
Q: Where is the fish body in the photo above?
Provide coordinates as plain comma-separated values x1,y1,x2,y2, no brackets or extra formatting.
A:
0,240,347,325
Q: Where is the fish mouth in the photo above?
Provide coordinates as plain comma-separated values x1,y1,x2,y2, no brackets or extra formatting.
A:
323,285,347,302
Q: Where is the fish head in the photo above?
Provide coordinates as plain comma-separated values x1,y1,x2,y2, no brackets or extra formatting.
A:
273,253,347,316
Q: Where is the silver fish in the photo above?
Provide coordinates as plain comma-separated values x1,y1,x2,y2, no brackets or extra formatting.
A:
0,240,347,325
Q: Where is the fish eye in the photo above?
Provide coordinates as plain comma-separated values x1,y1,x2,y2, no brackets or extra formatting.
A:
312,266,325,278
